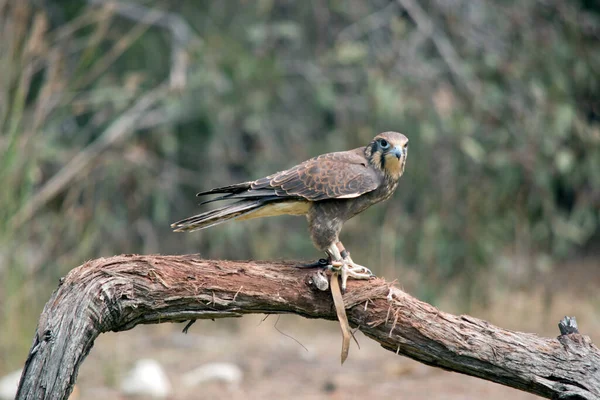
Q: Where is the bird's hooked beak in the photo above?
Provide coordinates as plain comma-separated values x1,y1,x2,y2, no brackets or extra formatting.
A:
392,145,404,160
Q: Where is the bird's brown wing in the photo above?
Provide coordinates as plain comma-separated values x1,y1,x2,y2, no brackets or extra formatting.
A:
199,149,381,203
171,149,380,232
252,151,380,200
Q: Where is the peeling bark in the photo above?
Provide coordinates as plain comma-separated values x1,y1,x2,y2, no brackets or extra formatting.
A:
16,255,600,400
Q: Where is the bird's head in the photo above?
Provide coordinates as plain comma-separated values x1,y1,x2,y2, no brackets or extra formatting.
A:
365,131,409,180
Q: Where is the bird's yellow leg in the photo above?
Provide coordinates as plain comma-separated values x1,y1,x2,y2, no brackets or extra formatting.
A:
327,242,373,291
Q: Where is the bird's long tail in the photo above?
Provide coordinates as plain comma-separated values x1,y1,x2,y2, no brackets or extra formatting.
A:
171,200,267,232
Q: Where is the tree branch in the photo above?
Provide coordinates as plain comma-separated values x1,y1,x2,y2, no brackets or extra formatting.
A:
16,255,600,399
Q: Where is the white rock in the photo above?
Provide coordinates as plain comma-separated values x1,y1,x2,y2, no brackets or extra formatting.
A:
0,369,22,400
120,359,171,398
181,362,243,389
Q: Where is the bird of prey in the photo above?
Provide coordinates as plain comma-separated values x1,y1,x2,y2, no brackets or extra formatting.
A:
172,131,408,291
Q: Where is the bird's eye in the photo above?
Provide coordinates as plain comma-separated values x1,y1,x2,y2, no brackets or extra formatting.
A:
379,139,390,149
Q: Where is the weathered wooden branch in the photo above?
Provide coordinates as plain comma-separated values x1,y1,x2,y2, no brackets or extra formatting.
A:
17,255,600,400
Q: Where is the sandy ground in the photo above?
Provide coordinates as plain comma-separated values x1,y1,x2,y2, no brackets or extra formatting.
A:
76,316,544,400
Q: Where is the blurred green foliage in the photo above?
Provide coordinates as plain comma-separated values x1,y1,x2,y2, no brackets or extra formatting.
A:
0,0,599,370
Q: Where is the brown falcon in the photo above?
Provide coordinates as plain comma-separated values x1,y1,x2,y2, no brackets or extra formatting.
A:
171,131,408,290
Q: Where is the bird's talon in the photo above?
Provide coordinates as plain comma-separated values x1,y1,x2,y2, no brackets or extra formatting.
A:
327,257,372,293
318,258,330,266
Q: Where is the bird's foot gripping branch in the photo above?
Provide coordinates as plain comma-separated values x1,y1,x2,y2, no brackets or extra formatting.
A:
17,255,600,400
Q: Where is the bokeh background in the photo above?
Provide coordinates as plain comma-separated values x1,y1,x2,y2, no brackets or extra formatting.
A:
1,0,599,398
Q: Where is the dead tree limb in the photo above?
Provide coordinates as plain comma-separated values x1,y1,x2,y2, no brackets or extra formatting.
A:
17,255,600,400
